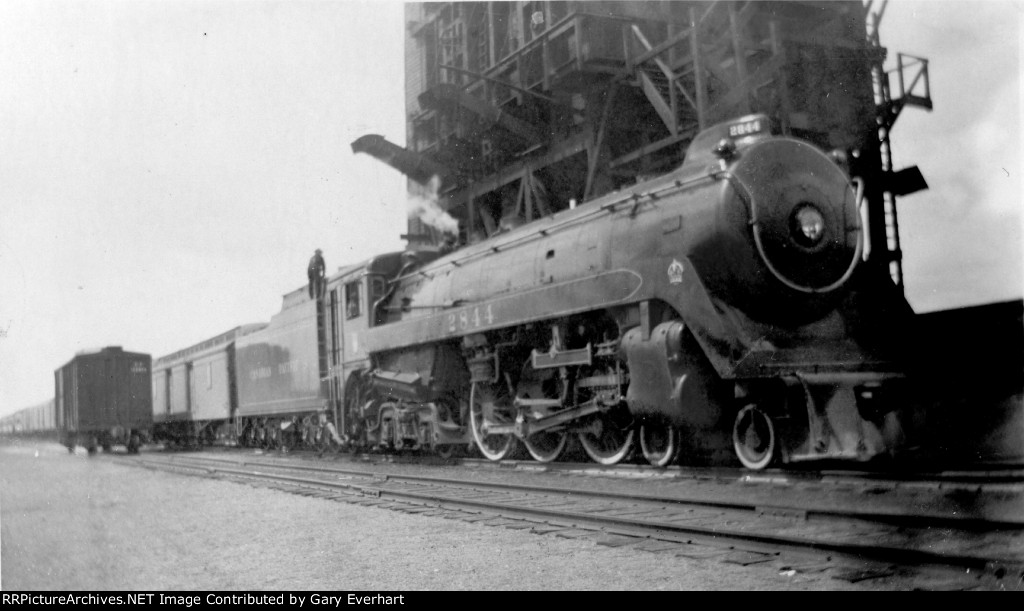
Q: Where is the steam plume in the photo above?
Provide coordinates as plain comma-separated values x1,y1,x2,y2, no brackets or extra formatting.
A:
408,175,459,236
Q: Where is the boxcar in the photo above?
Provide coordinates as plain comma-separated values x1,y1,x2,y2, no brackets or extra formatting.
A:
54,346,152,453
0,400,55,436
26,399,55,434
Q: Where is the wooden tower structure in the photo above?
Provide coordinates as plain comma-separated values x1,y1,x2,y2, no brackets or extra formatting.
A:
353,1,930,287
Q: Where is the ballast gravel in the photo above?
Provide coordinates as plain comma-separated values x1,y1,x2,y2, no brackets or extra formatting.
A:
0,440,931,591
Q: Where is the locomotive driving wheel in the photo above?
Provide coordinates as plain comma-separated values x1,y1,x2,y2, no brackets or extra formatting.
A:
639,418,680,467
522,428,568,463
578,408,635,465
516,363,568,463
733,404,777,470
576,361,635,465
469,381,519,461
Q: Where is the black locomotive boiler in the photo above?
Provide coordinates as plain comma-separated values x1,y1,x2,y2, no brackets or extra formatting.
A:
331,114,910,469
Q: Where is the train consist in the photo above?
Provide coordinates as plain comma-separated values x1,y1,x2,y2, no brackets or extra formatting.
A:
3,349,151,453
18,2,945,470
141,114,910,470
0,399,55,436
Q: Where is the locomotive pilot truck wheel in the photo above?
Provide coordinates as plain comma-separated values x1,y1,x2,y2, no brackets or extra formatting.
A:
733,405,777,470
639,419,680,468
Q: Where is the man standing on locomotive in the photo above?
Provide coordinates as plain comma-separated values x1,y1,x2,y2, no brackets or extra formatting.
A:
307,248,325,299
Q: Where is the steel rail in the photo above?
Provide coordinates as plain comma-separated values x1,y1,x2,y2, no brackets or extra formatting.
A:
132,454,1024,573
458,456,1024,485
161,452,1024,530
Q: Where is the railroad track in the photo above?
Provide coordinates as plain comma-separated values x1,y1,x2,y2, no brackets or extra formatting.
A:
197,444,1024,528
461,457,1024,485
126,451,1024,590
201,442,1024,487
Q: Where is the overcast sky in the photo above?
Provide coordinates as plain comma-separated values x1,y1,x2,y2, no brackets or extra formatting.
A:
0,0,1020,416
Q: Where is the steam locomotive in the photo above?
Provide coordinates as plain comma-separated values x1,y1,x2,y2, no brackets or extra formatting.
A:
151,113,911,470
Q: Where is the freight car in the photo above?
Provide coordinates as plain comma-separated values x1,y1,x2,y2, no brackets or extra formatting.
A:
324,114,911,469
0,400,56,436
55,346,152,454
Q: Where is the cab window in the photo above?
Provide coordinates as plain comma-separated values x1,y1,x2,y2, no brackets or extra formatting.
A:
368,276,388,326
370,276,387,303
345,281,361,319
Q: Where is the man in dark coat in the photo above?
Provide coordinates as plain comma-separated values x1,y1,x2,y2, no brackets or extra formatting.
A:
308,248,325,299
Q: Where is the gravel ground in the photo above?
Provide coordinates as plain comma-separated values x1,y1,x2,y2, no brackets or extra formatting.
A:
0,439,941,591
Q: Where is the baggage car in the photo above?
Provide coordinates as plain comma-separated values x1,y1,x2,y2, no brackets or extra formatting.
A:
151,325,266,447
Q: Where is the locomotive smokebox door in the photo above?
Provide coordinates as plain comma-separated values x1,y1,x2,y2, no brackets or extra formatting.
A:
728,138,863,297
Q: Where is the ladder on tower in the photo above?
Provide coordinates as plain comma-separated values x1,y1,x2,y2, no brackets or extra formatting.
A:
866,0,933,290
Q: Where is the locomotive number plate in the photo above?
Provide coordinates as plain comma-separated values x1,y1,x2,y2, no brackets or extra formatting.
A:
446,304,496,334
728,118,766,138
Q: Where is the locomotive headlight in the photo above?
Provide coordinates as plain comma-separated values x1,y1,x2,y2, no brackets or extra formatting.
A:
790,204,826,247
